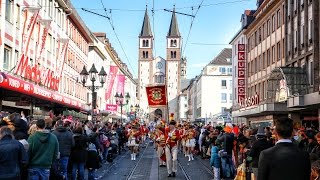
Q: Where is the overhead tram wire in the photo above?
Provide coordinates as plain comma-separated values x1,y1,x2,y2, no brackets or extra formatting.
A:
182,0,205,57
99,0,136,76
4,0,250,12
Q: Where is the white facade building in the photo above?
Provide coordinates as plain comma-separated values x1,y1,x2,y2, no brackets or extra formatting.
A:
186,49,233,124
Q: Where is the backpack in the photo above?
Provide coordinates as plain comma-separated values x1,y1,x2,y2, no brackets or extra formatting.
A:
87,142,97,152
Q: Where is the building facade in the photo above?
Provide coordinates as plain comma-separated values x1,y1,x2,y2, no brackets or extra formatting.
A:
0,0,89,117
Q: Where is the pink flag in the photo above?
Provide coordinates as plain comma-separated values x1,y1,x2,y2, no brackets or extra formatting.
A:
105,66,118,101
117,74,126,103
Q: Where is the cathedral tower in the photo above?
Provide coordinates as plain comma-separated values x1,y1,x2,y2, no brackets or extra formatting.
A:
166,8,181,117
138,8,153,113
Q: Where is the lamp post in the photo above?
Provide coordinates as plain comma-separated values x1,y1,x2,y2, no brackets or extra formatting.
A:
80,64,107,120
115,92,130,123
130,104,140,120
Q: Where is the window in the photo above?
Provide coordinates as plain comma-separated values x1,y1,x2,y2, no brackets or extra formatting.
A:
221,107,226,113
294,30,298,49
154,74,164,83
277,42,281,60
221,93,227,102
301,25,304,46
227,68,232,74
277,9,281,28
221,80,227,88
15,4,20,27
307,59,314,85
170,51,177,59
146,40,149,47
272,46,276,63
267,19,271,35
267,49,271,66
219,67,226,74
263,52,266,68
171,39,177,47
272,14,276,32
229,94,232,101
5,0,13,23
308,19,312,42
4,46,12,71
49,0,53,17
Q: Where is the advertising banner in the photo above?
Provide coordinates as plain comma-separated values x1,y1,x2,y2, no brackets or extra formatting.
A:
105,66,118,101
116,74,126,102
0,72,83,109
106,104,118,112
145,85,167,107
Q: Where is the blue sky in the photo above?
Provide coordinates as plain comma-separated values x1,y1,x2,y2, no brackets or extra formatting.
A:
71,0,257,79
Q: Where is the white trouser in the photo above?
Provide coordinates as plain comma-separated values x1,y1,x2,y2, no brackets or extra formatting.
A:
213,167,220,180
157,146,165,165
165,145,178,174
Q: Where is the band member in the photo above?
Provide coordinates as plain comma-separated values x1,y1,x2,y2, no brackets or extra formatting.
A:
155,127,166,167
182,124,189,157
186,125,196,161
127,125,140,161
140,124,149,147
165,120,180,177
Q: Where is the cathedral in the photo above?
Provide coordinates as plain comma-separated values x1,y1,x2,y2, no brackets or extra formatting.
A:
138,8,187,121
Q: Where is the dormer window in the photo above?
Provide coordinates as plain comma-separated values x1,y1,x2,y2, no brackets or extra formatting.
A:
170,39,177,47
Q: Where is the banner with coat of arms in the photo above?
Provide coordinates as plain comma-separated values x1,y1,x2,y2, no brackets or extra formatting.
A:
146,85,167,107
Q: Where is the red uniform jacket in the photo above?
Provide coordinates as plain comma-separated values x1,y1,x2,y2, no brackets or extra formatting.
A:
165,129,180,148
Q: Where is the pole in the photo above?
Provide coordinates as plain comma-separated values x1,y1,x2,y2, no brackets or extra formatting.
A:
120,103,123,124
91,80,94,121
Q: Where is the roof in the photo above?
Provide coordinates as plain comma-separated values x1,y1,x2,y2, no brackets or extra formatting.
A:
210,48,232,65
140,8,153,37
181,79,191,91
167,9,180,37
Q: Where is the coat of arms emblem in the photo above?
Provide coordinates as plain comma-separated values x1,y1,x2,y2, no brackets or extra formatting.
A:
151,88,162,101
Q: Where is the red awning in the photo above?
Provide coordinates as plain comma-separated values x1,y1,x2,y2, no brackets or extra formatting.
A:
0,72,85,110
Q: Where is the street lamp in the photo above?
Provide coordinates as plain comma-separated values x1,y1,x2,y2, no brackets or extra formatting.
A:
80,64,107,119
115,92,130,123
130,104,140,120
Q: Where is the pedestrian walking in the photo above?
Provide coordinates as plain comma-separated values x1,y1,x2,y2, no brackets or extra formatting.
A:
27,119,59,180
258,117,311,180
52,120,75,179
0,126,28,180
247,126,272,180
210,140,221,180
165,120,180,177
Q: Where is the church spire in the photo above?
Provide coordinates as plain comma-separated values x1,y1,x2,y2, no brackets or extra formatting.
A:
140,8,153,37
167,8,180,37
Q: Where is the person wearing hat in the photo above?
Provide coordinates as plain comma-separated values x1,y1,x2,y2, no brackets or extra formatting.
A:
165,120,180,177
247,126,273,180
155,127,166,167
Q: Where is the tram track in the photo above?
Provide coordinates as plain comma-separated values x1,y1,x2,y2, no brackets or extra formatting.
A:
194,156,215,177
126,141,150,180
178,160,192,180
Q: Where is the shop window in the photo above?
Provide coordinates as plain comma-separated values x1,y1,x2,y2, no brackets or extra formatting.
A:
5,0,13,23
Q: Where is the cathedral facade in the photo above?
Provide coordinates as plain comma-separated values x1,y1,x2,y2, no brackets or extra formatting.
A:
138,9,186,121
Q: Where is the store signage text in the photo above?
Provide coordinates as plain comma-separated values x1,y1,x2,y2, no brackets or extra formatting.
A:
0,72,82,109
237,44,246,103
239,93,260,109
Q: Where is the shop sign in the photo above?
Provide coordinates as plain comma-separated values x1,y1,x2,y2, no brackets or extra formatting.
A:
106,104,118,112
237,44,246,103
278,79,288,102
239,93,260,109
14,8,68,92
0,72,83,109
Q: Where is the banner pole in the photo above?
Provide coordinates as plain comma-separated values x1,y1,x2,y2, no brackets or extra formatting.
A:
165,64,169,124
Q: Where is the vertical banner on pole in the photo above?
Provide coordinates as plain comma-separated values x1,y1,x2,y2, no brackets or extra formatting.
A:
116,74,126,103
105,66,118,101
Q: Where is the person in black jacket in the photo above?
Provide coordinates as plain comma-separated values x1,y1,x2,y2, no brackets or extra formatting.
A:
247,126,272,180
258,117,311,180
52,120,75,179
0,126,27,180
